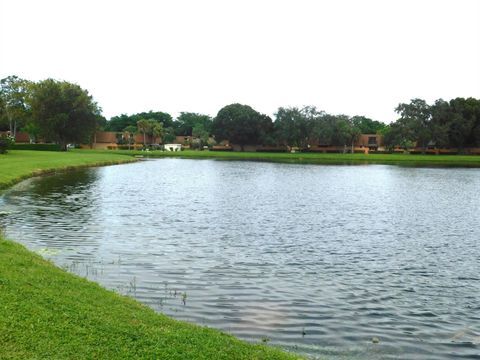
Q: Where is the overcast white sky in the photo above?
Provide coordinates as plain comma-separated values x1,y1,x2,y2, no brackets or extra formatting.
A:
1,0,479,122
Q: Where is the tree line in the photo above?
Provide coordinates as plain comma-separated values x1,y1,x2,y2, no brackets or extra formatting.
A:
91,104,387,151
211,99,480,151
383,98,480,151
105,111,213,148
212,104,388,151
1,75,479,152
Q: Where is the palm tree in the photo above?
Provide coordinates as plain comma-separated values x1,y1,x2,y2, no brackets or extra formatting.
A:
123,125,137,150
136,119,152,145
151,122,164,144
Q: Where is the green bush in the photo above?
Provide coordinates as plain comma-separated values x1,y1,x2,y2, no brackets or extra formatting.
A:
256,147,288,153
11,143,61,151
0,134,15,154
116,144,143,150
370,150,393,154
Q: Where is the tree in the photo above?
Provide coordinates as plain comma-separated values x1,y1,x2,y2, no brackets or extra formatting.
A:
0,96,8,131
381,121,415,151
175,112,212,136
137,119,164,145
257,114,274,146
105,114,132,132
151,122,164,144
162,127,176,143
395,99,432,151
311,113,336,146
123,125,136,150
379,125,394,150
447,97,480,151
30,79,100,151
192,123,209,147
212,104,273,151
0,75,32,137
386,98,480,151
429,99,451,148
136,119,152,145
21,121,40,143
274,106,318,148
351,116,386,134
96,115,107,131
339,116,362,152
0,133,15,154
106,111,173,131
330,115,354,147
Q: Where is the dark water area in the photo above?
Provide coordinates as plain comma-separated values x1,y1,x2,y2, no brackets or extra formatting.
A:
1,159,479,359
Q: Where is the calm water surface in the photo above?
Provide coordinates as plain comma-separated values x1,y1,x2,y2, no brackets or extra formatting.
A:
1,159,479,359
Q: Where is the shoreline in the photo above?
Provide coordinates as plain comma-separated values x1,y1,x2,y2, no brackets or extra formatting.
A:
81,149,480,168
0,150,138,191
0,150,300,359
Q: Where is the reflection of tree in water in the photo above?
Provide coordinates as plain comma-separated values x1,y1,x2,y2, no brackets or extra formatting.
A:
27,168,100,199
3,168,102,255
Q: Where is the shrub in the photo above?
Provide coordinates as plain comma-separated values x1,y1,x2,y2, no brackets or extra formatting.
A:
10,143,61,151
256,146,288,153
0,134,15,154
371,150,393,154
116,144,143,150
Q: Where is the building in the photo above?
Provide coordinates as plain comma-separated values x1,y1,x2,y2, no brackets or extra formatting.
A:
356,134,383,150
164,144,182,152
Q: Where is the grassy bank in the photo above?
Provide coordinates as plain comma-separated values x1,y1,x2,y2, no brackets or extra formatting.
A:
0,150,300,359
81,149,480,167
0,150,136,190
0,239,299,359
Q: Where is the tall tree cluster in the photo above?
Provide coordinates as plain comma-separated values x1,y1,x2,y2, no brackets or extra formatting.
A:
104,112,214,146
29,79,101,151
175,112,212,137
383,98,480,151
210,104,385,150
136,119,164,145
274,107,370,149
1,75,102,150
105,111,173,132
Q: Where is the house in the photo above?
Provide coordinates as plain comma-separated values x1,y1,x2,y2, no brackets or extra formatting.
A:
356,134,383,150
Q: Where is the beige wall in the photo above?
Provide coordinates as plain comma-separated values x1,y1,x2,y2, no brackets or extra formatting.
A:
355,134,383,147
94,131,117,143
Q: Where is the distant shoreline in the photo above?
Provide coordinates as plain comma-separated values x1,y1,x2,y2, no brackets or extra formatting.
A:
83,149,480,168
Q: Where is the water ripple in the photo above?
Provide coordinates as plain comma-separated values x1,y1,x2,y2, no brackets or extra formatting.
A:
1,159,480,359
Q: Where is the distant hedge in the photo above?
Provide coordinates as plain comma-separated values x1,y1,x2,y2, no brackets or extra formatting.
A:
11,143,61,151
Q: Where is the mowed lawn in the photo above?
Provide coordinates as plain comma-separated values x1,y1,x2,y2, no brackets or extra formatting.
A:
0,150,135,189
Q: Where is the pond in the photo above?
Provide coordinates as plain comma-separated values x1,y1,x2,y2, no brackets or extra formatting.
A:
1,159,479,359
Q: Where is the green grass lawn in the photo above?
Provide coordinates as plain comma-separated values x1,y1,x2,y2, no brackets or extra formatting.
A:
0,239,300,360
0,150,136,190
0,149,301,359
80,149,480,167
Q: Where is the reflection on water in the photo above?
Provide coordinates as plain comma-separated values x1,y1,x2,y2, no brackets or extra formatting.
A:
1,159,480,359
